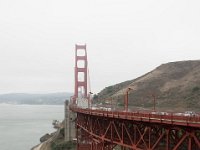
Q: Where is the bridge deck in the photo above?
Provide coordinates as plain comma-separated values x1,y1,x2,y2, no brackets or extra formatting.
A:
70,106,200,128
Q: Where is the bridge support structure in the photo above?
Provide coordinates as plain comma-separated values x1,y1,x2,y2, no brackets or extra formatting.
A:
76,112,200,150
64,100,76,142
74,44,88,103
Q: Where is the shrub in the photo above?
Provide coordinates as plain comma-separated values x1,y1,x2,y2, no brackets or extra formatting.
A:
192,86,200,93
51,141,76,150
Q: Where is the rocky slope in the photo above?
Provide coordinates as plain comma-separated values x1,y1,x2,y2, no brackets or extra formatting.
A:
95,60,200,112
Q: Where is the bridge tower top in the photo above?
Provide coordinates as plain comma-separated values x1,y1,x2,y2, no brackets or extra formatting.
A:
73,44,88,104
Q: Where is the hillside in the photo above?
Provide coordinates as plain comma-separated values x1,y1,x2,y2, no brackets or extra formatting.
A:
0,92,72,105
95,60,200,112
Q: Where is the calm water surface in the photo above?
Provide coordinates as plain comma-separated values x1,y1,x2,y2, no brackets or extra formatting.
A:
0,104,64,150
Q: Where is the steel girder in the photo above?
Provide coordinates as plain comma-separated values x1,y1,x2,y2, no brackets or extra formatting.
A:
76,113,200,150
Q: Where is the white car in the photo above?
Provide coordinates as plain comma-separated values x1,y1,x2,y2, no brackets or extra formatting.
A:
151,111,168,115
184,111,196,116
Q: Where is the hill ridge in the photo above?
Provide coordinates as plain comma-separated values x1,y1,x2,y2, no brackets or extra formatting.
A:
95,60,200,111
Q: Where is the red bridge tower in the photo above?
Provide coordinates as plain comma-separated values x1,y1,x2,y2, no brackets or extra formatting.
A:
74,44,88,104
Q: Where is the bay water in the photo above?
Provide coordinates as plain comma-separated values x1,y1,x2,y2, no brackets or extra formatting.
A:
0,104,64,150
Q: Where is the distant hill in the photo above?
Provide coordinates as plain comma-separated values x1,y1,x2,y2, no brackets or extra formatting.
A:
95,60,200,112
0,92,72,105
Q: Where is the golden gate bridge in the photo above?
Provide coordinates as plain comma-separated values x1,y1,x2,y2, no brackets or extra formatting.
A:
69,44,200,150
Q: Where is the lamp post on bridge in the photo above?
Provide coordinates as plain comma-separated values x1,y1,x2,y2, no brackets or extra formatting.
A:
124,87,133,112
88,91,93,108
152,93,156,111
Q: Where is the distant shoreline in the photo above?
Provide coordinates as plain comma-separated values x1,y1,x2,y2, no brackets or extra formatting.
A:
0,103,64,105
0,92,72,105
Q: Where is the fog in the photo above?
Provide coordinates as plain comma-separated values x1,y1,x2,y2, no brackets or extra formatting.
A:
0,0,200,94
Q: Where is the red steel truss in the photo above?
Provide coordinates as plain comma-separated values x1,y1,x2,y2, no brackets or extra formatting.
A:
70,106,200,150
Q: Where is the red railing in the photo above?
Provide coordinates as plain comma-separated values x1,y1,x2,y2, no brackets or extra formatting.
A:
70,105,200,128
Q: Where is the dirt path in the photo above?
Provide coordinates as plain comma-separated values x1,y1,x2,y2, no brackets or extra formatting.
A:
32,143,43,150
32,129,60,150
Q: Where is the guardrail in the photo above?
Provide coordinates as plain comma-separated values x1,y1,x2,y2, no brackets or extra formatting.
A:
70,105,200,128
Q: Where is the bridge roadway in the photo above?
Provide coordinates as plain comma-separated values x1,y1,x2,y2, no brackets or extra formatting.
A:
70,105,200,150
71,106,200,128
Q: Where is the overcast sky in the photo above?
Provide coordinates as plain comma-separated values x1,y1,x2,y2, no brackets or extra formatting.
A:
0,0,200,94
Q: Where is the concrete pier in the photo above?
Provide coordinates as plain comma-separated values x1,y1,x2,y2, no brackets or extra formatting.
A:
64,100,76,142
